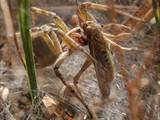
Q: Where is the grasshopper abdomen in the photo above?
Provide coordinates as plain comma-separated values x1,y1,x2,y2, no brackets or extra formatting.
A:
83,23,115,100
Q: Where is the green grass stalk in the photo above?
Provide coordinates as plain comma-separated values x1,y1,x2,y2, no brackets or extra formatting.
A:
17,0,40,111
152,0,160,25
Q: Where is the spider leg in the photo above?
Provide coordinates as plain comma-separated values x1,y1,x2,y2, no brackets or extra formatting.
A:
31,7,69,32
53,49,94,119
56,29,96,63
80,2,144,22
102,33,142,52
73,56,92,85
73,56,92,101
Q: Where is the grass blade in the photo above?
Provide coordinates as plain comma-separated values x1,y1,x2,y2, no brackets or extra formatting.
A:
152,0,160,24
17,0,39,110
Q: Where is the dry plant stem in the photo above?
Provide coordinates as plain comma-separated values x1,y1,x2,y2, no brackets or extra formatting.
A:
31,11,36,26
124,34,160,120
115,37,143,119
106,0,116,23
127,49,154,120
134,8,153,30
107,2,153,119
126,3,158,118
0,0,17,67
127,88,144,120
116,48,129,86
116,48,144,120
124,2,153,30
14,37,26,67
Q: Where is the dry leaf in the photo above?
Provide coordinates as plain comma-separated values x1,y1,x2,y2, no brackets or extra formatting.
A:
0,86,9,101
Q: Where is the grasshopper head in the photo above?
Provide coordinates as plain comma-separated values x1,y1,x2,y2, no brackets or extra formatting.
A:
81,21,102,40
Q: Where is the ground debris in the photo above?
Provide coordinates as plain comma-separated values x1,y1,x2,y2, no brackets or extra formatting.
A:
42,95,88,120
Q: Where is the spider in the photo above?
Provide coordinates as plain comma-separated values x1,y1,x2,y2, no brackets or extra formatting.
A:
16,1,152,118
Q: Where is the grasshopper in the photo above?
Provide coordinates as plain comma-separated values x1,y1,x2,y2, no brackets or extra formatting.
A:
82,22,115,102
71,2,145,105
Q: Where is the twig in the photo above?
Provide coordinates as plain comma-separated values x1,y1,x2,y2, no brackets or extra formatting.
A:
0,0,17,67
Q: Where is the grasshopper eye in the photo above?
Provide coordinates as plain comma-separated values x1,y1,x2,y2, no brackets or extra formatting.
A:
101,24,104,28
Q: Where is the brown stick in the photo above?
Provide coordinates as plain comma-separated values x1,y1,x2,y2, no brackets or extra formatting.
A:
123,2,153,30
0,0,23,67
